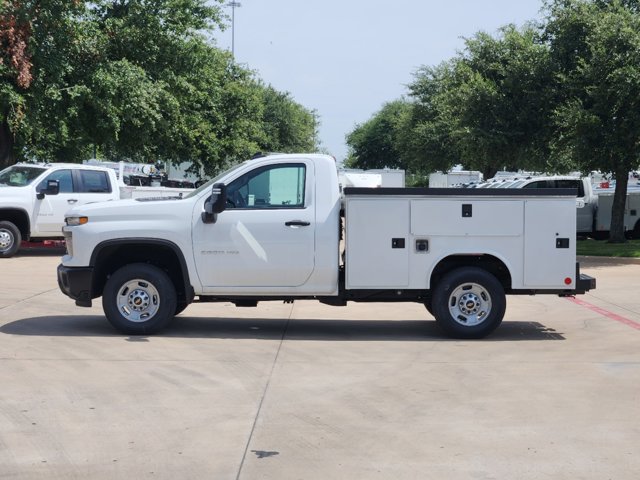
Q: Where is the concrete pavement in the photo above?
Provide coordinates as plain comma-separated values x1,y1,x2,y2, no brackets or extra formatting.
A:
1,249,639,479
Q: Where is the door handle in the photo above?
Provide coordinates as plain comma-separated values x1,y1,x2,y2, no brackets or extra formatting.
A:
285,220,310,227
67,199,78,204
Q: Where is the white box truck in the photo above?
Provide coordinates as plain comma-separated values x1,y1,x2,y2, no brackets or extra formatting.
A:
57,154,595,339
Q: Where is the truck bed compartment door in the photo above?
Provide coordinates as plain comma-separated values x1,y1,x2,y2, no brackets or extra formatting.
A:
524,199,576,288
346,199,409,288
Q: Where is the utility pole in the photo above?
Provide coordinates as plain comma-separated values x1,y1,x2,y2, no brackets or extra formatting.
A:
229,1,241,59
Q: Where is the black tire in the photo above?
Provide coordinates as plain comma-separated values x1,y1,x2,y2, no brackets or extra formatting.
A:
175,302,189,315
0,221,21,258
424,294,434,316
102,263,177,335
431,267,506,339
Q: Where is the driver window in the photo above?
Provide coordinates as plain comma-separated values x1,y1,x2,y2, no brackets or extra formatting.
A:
226,164,306,209
36,169,74,193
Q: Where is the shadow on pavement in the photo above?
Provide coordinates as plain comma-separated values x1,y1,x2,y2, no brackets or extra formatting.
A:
0,315,565,341
15,247,66,257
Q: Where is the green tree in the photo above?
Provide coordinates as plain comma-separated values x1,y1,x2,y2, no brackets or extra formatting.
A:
258,85,319,154
404,25,553,180
399,62,464,176
1,0,90,167
84,0,256,173
1,0,319,175
0,0,232,168
545,0,640,242
345,100,411,170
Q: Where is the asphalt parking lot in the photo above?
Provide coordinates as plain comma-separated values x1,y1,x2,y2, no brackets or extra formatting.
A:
1,248,639,479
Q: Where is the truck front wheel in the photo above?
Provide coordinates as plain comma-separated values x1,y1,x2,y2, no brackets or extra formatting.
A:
0,221,21,258
102,263,177,335
431,267,506,339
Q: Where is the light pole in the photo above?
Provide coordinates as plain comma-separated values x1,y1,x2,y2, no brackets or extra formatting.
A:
229,1,241,59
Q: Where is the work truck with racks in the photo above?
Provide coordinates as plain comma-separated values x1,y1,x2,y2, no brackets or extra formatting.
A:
0,162,193,258
57,153,595,338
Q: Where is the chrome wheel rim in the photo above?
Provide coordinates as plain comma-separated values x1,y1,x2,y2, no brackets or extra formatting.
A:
0,229,13,252
116,279,160,323
448,282,492,327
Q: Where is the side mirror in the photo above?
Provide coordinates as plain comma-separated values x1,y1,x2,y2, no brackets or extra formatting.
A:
36,179,60,200
201,183,227,224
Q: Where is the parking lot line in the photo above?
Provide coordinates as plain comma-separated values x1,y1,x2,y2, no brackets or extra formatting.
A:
566,297,640,331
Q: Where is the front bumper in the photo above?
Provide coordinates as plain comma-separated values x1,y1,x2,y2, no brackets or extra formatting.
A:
57,264,94,307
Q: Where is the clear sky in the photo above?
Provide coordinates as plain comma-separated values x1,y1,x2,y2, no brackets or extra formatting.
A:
213,0,545,162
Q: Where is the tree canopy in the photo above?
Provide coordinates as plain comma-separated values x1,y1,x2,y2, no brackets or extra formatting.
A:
346,0,640,240
0,0,319,174
349,25,554,181
545,0,640,241
345,100,411,170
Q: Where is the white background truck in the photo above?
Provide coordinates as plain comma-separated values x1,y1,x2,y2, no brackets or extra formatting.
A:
516,176,598,234
57,153,595,339
0,163,121,258
593,189,640,238
483,175,640,237
0,162,193,258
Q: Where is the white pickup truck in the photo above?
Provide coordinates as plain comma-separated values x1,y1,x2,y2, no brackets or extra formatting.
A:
482,175,640,237
480,176,598,234
0,162,193,258
57,153,595,338
0,163,121,257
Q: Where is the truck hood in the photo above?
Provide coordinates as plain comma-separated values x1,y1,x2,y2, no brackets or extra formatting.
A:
0,184,29,194
0,185,31,206
66,197,193,221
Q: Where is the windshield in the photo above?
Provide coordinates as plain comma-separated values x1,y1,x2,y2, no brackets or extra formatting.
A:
0,165,47,186
183,161,248,199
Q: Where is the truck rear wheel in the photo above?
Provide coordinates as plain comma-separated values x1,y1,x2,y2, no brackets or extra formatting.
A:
431,267,506,339
0,221,21,258
102,263,177,335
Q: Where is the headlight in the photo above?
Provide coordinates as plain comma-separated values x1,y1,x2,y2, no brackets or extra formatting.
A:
65,216,88,226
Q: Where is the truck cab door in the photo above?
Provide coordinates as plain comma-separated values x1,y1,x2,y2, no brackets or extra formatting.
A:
193,161,316,290
34,169,115,236
33,169,75,235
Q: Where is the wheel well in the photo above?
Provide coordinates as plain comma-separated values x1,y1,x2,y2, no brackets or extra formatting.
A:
0,209,30,239
91,242,192,304
430,255,512,290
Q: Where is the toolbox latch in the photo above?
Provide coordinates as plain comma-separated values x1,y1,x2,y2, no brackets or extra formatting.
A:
462,204,472,217
392,238,405,249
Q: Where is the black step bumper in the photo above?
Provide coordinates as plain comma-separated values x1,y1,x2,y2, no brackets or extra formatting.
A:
57,264,94,307
576,273,597,294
